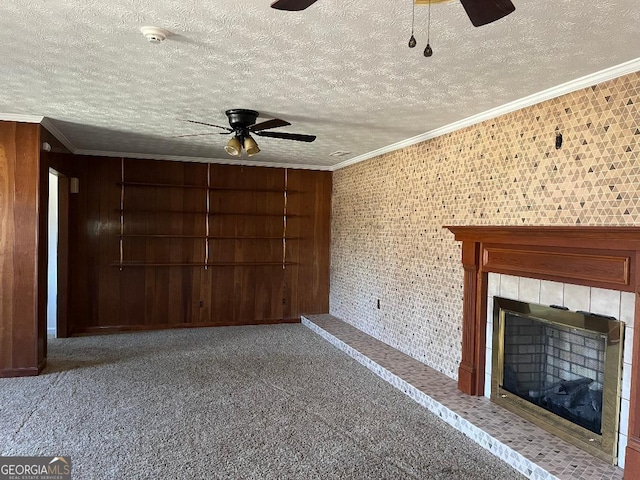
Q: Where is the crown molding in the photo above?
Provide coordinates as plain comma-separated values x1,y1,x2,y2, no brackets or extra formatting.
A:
40,118,77,153
0,113,44,123
73,149,333,171
331,57,640,171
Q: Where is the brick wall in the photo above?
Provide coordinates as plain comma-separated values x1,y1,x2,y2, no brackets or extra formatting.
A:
504,313,605,392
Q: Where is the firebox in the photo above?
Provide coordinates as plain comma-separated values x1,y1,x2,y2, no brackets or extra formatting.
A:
491,297,624,464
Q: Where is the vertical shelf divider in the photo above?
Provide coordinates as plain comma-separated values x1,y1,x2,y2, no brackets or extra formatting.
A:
119,157,124,270
283,168,288,270
205,163,211,269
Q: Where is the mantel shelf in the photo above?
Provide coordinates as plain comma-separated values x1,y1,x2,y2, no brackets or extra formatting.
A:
444,225,640,250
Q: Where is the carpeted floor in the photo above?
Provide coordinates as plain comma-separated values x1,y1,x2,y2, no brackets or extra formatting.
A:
1,324,526,479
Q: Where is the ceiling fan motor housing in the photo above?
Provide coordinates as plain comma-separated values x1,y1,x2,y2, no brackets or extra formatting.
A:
226,109,259,131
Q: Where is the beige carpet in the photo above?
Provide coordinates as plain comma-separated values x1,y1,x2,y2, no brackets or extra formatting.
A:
1,324,525,479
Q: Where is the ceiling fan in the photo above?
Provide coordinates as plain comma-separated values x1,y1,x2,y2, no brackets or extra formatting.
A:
271,0,515,27
178,109,316,157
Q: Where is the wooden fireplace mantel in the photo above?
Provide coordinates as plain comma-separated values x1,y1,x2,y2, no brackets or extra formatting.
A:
444,226,640,477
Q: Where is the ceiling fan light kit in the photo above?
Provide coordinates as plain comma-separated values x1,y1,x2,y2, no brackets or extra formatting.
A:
224,136,242,156
243,136,261,156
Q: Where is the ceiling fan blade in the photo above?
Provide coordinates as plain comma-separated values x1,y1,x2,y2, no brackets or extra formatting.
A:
255,131,316,142
173,132,221,138
271,0,319,11
185,119,233,131
459,0,515,27
250,118,291,132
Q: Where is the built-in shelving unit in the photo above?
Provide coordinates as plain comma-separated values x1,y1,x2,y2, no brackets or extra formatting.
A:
114,160,292,269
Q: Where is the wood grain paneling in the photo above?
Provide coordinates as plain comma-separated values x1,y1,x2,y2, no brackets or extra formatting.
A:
483,246,632,290
0,121,46,377
457,241,481,395
290,169,332,315
47,154,331,333
625,438,640,480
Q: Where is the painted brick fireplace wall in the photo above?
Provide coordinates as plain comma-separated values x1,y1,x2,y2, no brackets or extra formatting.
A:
330,71,639,380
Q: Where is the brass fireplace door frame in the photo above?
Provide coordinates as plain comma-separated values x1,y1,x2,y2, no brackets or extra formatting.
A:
491,297,624,464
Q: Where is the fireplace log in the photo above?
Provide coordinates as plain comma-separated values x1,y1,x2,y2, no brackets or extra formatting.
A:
563,382,591,409
589,388,603,412
529,377,593,399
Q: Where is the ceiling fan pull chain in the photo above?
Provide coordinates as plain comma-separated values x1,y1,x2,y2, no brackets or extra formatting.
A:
424,0,433,57
408,0,417,48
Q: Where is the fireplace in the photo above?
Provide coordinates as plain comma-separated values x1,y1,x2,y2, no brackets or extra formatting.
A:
444,226,640,474
491,296,624,463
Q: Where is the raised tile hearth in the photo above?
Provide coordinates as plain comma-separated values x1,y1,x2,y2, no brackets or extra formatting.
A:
302,313,624,480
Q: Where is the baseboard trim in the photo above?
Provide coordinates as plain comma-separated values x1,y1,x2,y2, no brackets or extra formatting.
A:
0,367,40,378
70,318,301,336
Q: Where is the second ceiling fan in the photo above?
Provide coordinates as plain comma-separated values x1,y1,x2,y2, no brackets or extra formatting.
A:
271,0,515,27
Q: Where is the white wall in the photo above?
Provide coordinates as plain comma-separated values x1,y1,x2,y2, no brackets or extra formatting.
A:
47,172,58,336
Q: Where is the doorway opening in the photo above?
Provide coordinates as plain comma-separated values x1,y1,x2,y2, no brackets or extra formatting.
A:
47,171,58,337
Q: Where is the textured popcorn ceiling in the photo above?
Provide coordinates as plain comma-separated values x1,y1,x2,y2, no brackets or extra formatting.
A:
0,0,638,168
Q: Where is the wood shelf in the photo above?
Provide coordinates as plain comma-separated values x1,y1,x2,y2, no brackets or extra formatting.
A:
116,211,296,217
119,181,208,190
118,234,298,240
116,209,207,215
111,262,296,267
210,187,291,193
209,212,296,217
118,182,292,193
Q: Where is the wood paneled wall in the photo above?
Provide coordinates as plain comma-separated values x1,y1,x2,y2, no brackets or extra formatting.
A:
48,154,331,334
0,121,47,377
